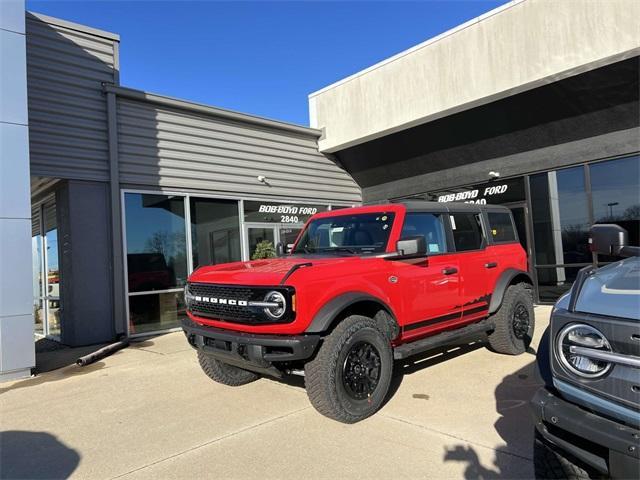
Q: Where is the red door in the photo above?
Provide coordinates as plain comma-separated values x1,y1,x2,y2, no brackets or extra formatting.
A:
449,212,493,322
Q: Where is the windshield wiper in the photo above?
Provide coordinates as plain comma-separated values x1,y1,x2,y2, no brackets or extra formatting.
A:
322,247,358,255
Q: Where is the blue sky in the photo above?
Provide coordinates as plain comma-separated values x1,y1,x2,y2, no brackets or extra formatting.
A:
27,0,506,126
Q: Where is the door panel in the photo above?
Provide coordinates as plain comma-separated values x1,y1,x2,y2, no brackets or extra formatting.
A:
394,255,461,340
450,212,492,321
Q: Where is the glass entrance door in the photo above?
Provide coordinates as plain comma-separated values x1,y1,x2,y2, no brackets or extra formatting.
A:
244,224,303,260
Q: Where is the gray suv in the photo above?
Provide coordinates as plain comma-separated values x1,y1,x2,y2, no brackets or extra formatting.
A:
532,224,640,479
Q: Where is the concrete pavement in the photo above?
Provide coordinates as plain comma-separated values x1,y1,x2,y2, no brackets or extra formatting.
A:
0,306,551,479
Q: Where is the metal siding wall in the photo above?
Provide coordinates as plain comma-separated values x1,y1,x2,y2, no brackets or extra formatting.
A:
116,99,361,203
26,14,116,181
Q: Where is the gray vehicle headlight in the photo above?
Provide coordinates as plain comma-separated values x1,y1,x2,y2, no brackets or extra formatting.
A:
263,291,286,319
556,323,612,378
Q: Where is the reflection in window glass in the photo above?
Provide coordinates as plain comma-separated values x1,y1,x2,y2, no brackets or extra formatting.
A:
530,166,590,265
125,194,187,293
590,155,640,246
190,198,241,269
401,213,447,253
44,203,61,337
128,291,186,334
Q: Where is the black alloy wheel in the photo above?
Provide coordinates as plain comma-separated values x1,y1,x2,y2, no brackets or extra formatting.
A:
512,303,531,340
342,341,382,400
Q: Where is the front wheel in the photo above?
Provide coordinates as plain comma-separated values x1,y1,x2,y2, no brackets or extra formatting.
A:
487,282,534,355
305,315,393,423
534,430,593,479
197,351,259,386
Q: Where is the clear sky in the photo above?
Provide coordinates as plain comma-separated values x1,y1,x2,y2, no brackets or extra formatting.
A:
26,0,507,126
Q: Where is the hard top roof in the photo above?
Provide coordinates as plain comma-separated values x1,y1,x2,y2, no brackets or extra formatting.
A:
396,200,511,214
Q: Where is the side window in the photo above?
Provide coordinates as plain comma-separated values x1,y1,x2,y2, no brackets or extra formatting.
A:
450,213,484,251
487,212,517,243
400,213,447,253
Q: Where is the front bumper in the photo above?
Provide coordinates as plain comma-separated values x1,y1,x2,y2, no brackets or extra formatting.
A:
182,318,320,377
531,387,640,479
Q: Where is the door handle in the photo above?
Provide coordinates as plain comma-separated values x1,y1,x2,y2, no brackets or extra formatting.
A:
485,262,498,269
442,267,458,275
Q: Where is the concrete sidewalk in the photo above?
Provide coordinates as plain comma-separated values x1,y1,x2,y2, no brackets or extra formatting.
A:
0,307,550,479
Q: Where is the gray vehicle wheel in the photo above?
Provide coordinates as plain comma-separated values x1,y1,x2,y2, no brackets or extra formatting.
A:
305,315,393,423
534,430,593,479
487,282,534,355
197,351,259,386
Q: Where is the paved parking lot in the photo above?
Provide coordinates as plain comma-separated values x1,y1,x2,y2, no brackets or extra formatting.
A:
0,306,550,479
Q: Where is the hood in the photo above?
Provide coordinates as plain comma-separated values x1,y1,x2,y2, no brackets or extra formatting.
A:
188,256,355,286
575,257,640,321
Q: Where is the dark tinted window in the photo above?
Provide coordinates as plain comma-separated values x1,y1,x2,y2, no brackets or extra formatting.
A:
190,197,241,269
293,213,395,254
451,213,484,251
487,212,516,243
401,213,447,253
124,193,187,292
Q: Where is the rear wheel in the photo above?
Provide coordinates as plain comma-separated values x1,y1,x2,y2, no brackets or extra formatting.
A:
305,315,393,423
487,282,534,355
197,351,259,386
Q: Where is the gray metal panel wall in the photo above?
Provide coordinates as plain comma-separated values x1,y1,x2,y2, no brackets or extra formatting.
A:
26,13,117,181
57,180,115,346
116,98,362,203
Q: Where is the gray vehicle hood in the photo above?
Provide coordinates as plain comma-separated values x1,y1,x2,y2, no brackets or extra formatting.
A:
575,257,640,321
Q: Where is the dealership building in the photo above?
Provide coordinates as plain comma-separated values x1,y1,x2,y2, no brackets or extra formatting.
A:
1,0,638,380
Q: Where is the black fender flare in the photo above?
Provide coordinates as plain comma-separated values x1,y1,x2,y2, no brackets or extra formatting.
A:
488,268,533,314
305,292,397,336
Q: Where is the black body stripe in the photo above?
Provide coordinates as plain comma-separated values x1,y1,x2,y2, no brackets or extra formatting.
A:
404,305,489,332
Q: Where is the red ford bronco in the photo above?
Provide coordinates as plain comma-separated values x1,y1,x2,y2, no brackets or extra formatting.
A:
182,201,535,422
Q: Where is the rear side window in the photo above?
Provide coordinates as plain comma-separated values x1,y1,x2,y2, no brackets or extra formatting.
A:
487,212,517,243
450,213,484,251
401,213,447,253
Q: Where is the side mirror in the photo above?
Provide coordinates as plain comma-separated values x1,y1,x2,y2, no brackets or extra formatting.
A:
397,235,427,257
275,242,286,257
590,224,628,256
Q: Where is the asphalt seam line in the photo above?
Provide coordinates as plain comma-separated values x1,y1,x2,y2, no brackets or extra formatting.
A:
110,406,311,478
381,413,533,462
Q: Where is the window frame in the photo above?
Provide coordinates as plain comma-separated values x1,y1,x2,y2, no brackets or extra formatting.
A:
485,210,519,245
447,211,488,253
399,211,450,256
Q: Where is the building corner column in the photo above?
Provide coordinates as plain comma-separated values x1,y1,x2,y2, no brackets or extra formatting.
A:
0,0,35,381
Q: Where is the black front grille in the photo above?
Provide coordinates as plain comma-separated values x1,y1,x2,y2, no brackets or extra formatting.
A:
187,283,294,325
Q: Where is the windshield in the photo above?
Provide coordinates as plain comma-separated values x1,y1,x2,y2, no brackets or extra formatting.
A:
292,212,395,255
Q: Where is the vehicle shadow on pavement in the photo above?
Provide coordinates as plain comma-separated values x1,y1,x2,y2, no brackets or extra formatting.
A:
0,431,80,479
442,355,543,479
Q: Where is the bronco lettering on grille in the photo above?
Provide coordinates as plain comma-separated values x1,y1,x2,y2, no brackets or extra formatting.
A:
191,295,248,307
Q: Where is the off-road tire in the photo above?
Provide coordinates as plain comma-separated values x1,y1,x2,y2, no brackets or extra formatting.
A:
534,430,593,479
305,315,393,423
487,282,534,355
197,351,259,386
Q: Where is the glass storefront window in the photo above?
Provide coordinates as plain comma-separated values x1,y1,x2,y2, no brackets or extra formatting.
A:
125,194,188,293
190,198,241,269
128,291,187,335
124,193,188,334
590,155,640,247
530,166,591,266
32,231,44,336
44,203,61,338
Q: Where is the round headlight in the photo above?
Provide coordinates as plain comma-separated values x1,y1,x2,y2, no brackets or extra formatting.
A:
263,291,286,319
556,323,612,378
